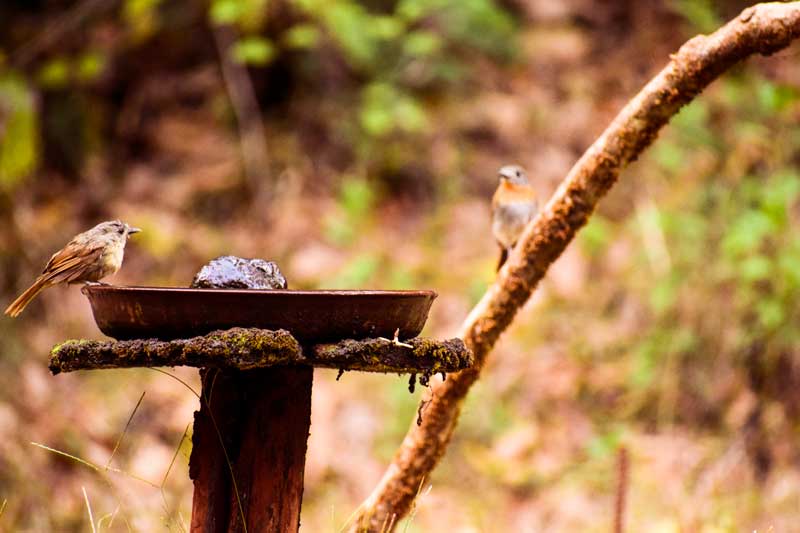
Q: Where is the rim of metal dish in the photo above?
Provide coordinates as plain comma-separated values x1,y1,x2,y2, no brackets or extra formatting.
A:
82,285,437,298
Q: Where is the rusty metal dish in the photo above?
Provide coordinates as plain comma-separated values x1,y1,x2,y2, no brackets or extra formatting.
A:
82,285,437,342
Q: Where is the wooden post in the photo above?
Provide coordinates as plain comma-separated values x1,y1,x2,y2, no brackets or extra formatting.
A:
188,257,311,533
189,366,313,532
49,329,471,533
49,330,471,533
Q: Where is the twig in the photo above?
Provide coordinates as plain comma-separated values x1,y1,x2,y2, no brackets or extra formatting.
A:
613,447,629,533
211,25,271,192
350,3,800,530
378,328,414,349
12,0,116,66
82,487,97,533
105,391,146,471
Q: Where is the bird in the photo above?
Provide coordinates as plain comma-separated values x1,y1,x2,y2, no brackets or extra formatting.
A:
4,220,141,317
492,164,538,271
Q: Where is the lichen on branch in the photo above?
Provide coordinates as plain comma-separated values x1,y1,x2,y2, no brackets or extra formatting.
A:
48,327,472,376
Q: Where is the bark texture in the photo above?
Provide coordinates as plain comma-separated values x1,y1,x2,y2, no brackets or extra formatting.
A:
189,367,313,533
350,4,800,531
49,328,472,375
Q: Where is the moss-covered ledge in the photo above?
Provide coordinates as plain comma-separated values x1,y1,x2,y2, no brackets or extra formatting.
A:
49,327,473,376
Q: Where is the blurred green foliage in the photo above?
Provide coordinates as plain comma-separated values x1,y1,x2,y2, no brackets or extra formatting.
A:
324,175,376,244
0,74,38,190
2,0,517,191
619,74,800,409
669,0,721,33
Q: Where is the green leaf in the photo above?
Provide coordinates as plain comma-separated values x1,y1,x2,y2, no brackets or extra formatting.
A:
586,426,623,459
721,210,774,257
340,176,375,219
209,0,243,25
328,253,380,288
671,99,713,146
438,0,516,58
757,80,800,114
283,24,320,49
579,215,611,257
739,255,772,282
323,176,376,244
0,74,39,189
360,106,394,136
359,82,427,136
76,51,106,83
124,0,163,39
403,30,442,57
650,276,678,314
778,247,800,290
761,171,800,225
396,0,436,21
670,0,721,33
395,97,427,132
324,2,377,67
652,141,684,173
371,15,404,40
230,36,276,66
756,299,784,330
38,58,70,88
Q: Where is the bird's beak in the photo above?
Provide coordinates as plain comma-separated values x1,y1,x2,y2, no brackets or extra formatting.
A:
498,174,509,181
127,226,142,235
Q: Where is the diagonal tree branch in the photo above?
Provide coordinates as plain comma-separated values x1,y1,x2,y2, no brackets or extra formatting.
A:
350,3,800,531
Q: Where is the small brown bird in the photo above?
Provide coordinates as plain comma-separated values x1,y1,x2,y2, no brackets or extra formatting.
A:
4,220,140,317
492,165,538,271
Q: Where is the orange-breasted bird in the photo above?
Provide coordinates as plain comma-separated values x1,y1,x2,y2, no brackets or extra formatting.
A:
492,164,538,271
4,220,140,317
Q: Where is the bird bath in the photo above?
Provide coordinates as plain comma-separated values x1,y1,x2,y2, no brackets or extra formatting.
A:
48,258,473,532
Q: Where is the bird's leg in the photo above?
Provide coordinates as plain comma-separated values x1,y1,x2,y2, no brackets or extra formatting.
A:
496,246,509,272
84,281,110,286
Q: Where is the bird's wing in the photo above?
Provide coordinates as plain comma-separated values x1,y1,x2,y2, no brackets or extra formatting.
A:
42,240,105,283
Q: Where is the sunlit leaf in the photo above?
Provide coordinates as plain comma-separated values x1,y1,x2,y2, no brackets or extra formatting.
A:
76,51,106,83
230,36,276,66
670,0,721,33
328,253,380,288
721,210,774,257
371,16,404,40
403,30,442,57
209,0,243,25
757,79,800,114
0,74,38,189
579,215,612,257
739,255,771,282
124,0,163,40
756,299,784,330
283,24,320,49
38,58,70,88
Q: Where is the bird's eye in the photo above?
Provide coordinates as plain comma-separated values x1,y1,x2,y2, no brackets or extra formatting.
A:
516,170,521,177
118,227,125,235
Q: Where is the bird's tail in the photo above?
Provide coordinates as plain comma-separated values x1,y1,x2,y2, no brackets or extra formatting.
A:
4,276,50,317
496,247,509,272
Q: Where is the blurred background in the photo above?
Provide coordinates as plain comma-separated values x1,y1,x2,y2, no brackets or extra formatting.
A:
1,0,799,530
